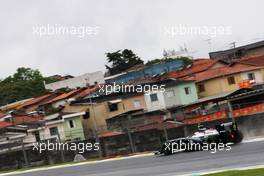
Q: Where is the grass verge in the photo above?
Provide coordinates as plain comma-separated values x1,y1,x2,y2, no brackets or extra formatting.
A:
204,168,264,176
0,158,98,175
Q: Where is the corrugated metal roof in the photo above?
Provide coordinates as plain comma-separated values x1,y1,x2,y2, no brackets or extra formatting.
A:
165,59,220,79
209,40,264,58
185,88,253,106
227,88,264,100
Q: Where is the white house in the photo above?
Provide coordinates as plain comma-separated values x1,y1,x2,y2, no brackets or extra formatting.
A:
45,71,105,91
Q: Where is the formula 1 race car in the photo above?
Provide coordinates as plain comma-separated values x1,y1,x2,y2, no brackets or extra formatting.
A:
193,122,243,144
157,122,243,155
157,137,204,155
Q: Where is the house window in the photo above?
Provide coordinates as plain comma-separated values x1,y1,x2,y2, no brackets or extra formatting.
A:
184,87,191,95
198,84,205,93
227,76,236,85
166,90,175,97
247,73,255,81
150,93,158,102
133,100,141,108
83,111,90,119
108,103,118,111
49,127,59,136
68,119,76,128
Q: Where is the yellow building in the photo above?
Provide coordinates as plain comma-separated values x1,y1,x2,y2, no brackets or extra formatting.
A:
194,63,264,98
63,93,147,138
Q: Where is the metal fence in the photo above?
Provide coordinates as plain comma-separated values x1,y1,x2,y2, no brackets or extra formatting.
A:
2,104,264,171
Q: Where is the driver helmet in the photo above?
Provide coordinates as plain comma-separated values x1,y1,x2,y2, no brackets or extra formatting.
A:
198,124,207,131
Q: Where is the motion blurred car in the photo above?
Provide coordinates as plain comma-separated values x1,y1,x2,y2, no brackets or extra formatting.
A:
193,122,243,144
157,137,203,155
157,122,243,155
215,122,243,144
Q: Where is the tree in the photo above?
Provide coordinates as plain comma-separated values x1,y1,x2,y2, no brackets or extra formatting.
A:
146,56,192,66
14,67,42,81
0,67,52,106
105,49,144,75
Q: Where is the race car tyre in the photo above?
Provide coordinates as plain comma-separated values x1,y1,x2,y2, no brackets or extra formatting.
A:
164,148,172,155
233,130,243,143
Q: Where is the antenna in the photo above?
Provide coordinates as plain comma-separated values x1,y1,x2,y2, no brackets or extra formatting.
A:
204,38,212,52
229,42,236,49
163,49,168,58
184,43,188,53
164,45,196,58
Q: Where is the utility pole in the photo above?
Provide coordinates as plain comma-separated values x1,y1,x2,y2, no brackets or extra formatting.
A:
205,39,212,52
163,110,171,141
85,77,102,157
21,139,29,167
127,114,135,153
57,134,65,162
163,124,169,141
175,108,187,137
227,101,236,123
89,97,103,158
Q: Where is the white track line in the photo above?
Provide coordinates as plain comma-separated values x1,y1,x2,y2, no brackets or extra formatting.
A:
242,137,264,143
0,153,154,176
1,137,264,176
180,164,264,176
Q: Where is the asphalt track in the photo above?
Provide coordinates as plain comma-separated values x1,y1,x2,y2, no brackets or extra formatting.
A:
6,140,264,176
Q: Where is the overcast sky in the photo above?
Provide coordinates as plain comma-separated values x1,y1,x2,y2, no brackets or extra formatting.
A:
0,0,263,78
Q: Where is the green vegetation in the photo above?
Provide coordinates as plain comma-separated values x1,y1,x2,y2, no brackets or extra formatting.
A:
105,49,144,75
105,49,193,76
0,158,99,175
204,168,264,176
1,55,192,106
0,67,59,106
146,56,192,66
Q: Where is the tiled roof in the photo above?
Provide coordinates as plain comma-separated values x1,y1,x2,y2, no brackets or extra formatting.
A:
74,86,99,99
0,112,6,119
11,115,43,125
16,94,54,110
41,88,84,105
166,59,219,79
98,131,124,138
192,64,264,82
238,55,264,66
0,98,33,111
0,121,12,128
